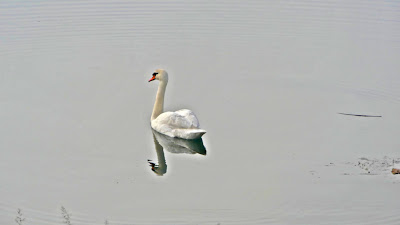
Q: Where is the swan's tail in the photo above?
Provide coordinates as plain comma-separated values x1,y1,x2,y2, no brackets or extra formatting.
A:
175,129,206,140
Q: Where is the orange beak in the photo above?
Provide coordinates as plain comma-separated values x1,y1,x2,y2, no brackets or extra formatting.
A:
148,76,156,82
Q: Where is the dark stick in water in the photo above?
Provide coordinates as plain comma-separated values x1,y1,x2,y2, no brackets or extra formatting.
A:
338,113,382,117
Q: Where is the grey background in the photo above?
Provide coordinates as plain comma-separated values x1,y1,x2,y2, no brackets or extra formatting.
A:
1,1,400,224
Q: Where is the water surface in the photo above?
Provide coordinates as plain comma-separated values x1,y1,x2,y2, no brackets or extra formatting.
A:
1,1,400,224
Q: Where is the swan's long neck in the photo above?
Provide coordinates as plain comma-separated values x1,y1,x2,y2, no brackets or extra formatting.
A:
151,80,167,121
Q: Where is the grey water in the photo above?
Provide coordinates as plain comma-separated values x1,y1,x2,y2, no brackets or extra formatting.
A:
1,1,400,224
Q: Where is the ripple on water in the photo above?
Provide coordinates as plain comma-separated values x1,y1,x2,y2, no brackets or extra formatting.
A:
2,202,400,225
1,1,400,225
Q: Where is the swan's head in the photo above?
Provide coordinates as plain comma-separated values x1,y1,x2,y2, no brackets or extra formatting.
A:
148,69,168,83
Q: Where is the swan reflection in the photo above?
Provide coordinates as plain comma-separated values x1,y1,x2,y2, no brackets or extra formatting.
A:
148,129,206,176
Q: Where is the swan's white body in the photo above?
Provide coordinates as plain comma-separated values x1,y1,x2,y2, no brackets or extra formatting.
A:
149,69,206,139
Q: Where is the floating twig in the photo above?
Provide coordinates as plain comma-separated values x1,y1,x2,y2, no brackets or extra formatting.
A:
338,113,382,118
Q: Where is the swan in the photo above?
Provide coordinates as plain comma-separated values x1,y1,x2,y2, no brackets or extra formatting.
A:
148,69,206,139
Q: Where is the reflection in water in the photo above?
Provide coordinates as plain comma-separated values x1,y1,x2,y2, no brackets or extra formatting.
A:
148,129,206,176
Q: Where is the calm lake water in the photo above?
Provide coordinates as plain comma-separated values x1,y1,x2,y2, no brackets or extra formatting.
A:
1,1,400,224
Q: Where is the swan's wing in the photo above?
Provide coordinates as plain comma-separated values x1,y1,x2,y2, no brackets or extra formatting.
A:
152,111,193,129
154,110,200,129
151,110,205,139
174,109,200,128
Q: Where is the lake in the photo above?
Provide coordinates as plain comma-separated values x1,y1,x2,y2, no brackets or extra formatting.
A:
1,1,400,224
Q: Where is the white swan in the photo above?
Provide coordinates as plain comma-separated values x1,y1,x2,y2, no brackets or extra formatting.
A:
148,69,206,139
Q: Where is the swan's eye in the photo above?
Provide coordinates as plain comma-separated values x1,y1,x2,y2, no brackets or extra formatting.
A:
152,72,158,76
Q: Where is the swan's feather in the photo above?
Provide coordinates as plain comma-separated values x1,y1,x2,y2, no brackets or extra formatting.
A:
151,109,206,139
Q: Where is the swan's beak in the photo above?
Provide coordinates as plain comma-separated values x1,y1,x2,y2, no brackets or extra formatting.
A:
148,76,156,82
